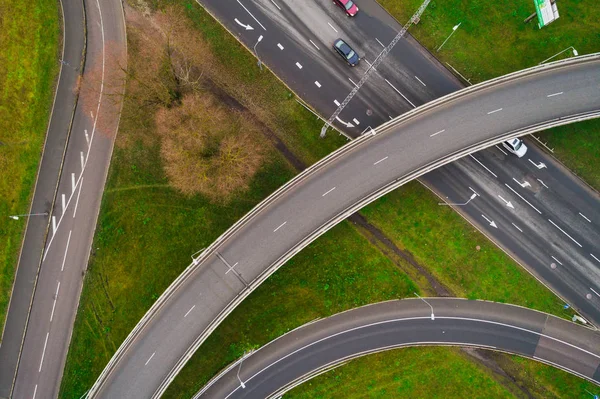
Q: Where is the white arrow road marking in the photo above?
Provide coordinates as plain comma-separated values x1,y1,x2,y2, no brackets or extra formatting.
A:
537,179,548,189
512,178,531,188
528,159,547,169
335,116,354,128
236,0,266,30
498,195,514,209
234,18,254,30
481,214,498,228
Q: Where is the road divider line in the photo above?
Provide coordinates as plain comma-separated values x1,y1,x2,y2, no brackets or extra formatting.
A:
548,219,582,247
309,40,320,50
551,255,563,266
511,223,523,233
50,281,61,322
273,221,287,232
469,154,497,178
236,0,266,30
314,81,321,88
322,187,336,197
145,352,155,366
384,79,416,107
277,43,284,50
579,212,591,223
184,305,196,318
430,129,445,137
591,253,600,264
61,230,72,272
415,76,426,86
373,156,388,165
505,184,541,214
487,108,503,115
39,332,49,372
375,38,385,48
547,91,563,97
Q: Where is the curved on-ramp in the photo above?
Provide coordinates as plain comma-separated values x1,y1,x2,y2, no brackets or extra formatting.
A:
89,54,600,398
196,299,600,398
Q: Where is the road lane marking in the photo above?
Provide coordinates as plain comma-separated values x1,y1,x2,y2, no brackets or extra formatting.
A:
145,352,156,366
50,281,61,322
373,156,388,165
184,305,196,318
469,154,497,178
384,79,416,107
309,40,320,50
547,91,563,97
591,253,600,263
72,172,76,193
376,38,385,48
388,115,393,120
237,0,266,30
364,59,376,70
591,287,600,298
295,62,302,69
90,111,94,118
551,256,563,266
504,184,541,214
415,76,426,86
579,212,591,223
225,262,239,275
277,43,284,50
61,230,72,272
537,178,548,188
468,187,480,197
328,22,338,32
62,194,66,214
352,118,360,125
270,0,281,10
273,221,287,232
348,78,358,87
334,99,340,106
495,145,507,155
430,129,445,137
548,219,582,247
39,332,49,372
322,187,336,197
33,385,38,399
487,108,503,115
314,81,321,88
511,223,523,233
81,151,85,169
84,129,89,145
512,177,531,188
52,216,56,234
73,177,83,218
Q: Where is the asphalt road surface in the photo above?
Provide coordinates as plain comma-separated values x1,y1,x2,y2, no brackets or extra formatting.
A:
0,0,126,398
90,57,600,398
0,0,85,397
198,0,600,325
197,299,600,398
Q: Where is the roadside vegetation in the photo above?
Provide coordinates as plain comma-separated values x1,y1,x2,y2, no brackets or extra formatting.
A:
60,1,595,398
379,0,600,191
0,0,60,332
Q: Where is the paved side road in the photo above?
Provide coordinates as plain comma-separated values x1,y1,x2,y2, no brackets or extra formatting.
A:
0,0,85,396
198,299,600,398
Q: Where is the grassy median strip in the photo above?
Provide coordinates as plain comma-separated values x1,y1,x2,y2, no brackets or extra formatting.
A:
0,0,60,332
378,0,600,191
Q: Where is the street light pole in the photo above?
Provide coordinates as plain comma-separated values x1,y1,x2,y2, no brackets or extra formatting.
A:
437,22,461,52
254,35,264,70
438,192,477,206
538,46,578,64
9,212,48,220
237,352,247,389
414,292,435,320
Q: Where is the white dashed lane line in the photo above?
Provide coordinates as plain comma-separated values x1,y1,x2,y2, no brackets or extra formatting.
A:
376,38,385,48
591,253,600,264
505,184,541,214
270,0,281,10
591,287,600,298
469,154,498,178
334,99,340,106
579,212,591,223
495,145,508,155
328,22,338,32
309,40,320,50
348,78,358,87
547,91,563,97
511,223,523,233
145,352,156,366
236,0,267,30
322,187,336,197
352,118,360,125
487,108,503,115
184,305,196,318
551,255,563,266
314,81,321,88
50,281,60,322
295,62,302,69
61,230,72,272
548,219,582,248
415,76,426,86
277,43,284,50
430,129,445,137
373,156,388,165
384,79,416,108
537,178,548,189
39,332,49,372
273,221,287,232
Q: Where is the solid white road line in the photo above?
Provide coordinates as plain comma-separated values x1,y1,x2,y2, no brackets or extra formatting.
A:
591,287,600,298
236,0,267,30
375,38,385,48
50,281,60,322
551,256,563,266
333,99,340,106
352,118,360,125
547,91,563,97
328,22,338,32
61,230,72,272
73,177,83,218
495,145,508,155
373,156,388,165
295,62,302,69
579,212,591,223
384,79,416,107
277,43,284,50
322,187,336,197
430,129,445,137
309,40,320,50
504,184,541,214
469,154,498,178
348,78,358,87
184,305,196,318
39,332,49,372
273,221,287,232
145,352,155,366
487,108,503,115
270,0,281,10
62,194,66,214
511,223,523,233
314,81,321,88
415,76,426,86
590,253,600,264
548,219,582,247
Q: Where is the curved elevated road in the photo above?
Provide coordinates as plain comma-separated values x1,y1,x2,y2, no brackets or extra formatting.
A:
196,299,600,398
90,55,600,398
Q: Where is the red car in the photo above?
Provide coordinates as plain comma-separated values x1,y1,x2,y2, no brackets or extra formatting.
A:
333,0,359,17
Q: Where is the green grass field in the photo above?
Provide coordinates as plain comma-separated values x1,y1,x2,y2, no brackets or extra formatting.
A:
0,0,60,333
378,0,600,191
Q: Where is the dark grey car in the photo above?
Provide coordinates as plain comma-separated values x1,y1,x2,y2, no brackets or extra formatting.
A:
333,38,360,66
